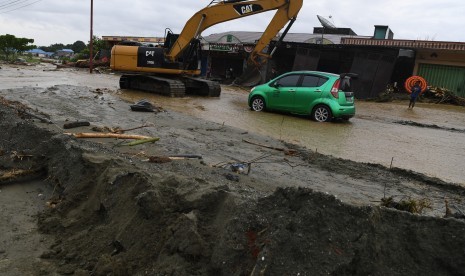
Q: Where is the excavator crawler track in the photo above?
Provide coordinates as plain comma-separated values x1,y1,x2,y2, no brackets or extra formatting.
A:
120,74,186,97
183,77,221,97
119,74,221,97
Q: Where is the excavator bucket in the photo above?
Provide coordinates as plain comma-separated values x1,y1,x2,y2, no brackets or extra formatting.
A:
233,65,263,87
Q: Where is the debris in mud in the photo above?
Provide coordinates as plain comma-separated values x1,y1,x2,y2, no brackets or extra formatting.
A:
394,120,465,133
91,123,154,134
46,198,63,209
0,168,45,184
167,154,203,160
195,105,206,111
148,156,172,163
230,163,251,174
0,95,52,123
110,240,126,256
92,126,120,133
14,58,29,66
129,99,164,113
224,173,240,182
213,153,273,175
10,150,34,161
130,99,155,112
20,109,53,124
445,199,465,219
426,86,465,106
206,122,225,131
63,121,91,129
146,154,202,162
242,138,298,155
65,132,152,140
120,137,160,146
381,196,432,214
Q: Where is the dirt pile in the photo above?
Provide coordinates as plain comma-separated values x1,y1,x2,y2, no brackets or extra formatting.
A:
1,97,465,275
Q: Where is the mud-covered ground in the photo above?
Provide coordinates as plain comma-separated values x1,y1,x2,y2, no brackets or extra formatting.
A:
1,64,465,275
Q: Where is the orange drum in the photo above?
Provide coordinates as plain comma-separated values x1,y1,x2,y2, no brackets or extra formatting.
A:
404,76,427,94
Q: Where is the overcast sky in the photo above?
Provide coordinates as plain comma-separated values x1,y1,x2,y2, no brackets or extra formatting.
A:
0,0,464,46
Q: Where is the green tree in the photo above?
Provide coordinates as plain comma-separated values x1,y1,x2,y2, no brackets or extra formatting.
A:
71,40,86,53
0,34,35,61
88,36,110,57
39,43,64,53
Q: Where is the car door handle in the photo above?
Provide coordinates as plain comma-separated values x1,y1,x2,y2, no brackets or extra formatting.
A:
315,89,322,92
288,89,296,92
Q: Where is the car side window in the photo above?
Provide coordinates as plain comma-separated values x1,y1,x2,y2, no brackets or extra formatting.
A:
301,75,328,87
276,75,300,87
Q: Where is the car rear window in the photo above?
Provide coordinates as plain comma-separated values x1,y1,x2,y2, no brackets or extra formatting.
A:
340,77,352,92
301,75,328,87
276,75,300,87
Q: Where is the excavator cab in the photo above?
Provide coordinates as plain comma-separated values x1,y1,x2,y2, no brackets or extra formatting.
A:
163,30,202,71
163,32,179,50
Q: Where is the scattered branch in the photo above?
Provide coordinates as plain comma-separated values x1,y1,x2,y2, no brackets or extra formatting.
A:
65,132,152,140
242,139,298,155
119,137,160,146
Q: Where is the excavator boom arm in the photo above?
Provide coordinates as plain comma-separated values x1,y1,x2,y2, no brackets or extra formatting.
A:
166,0,303,63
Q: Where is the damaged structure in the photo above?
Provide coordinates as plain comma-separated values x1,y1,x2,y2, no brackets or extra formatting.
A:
200,25,465,98
104,25,465,99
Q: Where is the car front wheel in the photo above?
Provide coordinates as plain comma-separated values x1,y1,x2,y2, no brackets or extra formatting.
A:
251,97,266,112
312,105,332,122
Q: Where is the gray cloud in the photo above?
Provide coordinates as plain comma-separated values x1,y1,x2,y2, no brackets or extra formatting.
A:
0,0,463,46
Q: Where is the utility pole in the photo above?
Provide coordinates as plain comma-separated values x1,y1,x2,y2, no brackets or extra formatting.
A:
89,0,93,74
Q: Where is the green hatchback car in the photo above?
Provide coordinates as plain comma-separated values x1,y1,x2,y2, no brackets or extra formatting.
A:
248,71,357,122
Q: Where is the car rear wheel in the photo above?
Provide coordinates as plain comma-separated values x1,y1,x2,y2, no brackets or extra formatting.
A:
251,96,266,112
312,105,332,122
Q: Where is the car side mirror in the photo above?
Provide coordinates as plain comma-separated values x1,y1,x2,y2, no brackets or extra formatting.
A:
270,82,280,88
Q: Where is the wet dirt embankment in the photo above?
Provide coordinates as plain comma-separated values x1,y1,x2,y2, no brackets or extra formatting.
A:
1,90,465,275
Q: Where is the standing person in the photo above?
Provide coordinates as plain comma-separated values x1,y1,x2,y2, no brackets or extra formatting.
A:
270,67,278,80
409,81,422,109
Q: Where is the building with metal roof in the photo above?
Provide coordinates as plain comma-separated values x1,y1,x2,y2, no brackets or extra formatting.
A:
104,24,465,97
26,48,54,57
201,26,465,97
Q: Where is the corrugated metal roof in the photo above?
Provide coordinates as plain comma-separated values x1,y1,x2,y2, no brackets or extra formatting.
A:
202,31,265,44
202,31,367,45
102,36,165,43
27,49,47,54
342,37,465,51
280,33,357,44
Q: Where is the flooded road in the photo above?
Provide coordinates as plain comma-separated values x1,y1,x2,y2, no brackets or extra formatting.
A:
118,87,465,185
2,65,465,184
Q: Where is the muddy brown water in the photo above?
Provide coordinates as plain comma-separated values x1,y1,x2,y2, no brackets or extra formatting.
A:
2,64,465,185
118,88,465,185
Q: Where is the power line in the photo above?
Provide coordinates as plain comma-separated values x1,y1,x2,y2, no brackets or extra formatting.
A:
0,0,30,9
0,0,44,13
0,0,21,5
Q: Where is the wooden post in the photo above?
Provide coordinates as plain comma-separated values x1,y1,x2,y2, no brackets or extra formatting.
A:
89,0,94,74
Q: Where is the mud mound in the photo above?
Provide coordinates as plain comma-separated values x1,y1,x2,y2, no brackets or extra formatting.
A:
2,102,465,275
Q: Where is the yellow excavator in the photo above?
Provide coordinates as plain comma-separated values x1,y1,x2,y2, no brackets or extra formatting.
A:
110,0,303,97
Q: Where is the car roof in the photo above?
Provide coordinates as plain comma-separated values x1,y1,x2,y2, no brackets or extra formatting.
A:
283,71,340,78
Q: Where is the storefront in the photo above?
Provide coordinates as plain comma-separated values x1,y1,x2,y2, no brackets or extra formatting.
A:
201,32,262,83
